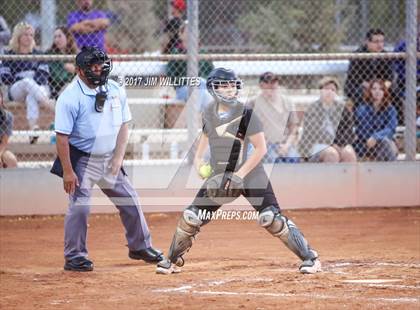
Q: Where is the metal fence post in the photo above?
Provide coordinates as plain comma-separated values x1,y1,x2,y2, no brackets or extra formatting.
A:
404,0,418,161
186,0,199,163
40,0,56,51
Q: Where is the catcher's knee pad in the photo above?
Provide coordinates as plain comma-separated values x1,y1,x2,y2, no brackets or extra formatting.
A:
167,205,202,265
258,206,316,261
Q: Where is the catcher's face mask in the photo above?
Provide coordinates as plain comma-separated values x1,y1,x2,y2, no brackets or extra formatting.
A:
210,79,242,106
206,68,243,106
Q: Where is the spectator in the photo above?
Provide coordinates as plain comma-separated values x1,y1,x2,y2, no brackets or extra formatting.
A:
161,0,186,54
300,77,356,163
0,15,11,54
247,72,300,163
344,28,393,107
392,33,420,125
165,21,213,127
0,22,52,143
354,79,398,161
0,91,18,168
67,0,110,50
46,26,78,98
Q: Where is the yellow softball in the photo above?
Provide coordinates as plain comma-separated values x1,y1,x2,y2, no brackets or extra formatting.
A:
199,164,213,179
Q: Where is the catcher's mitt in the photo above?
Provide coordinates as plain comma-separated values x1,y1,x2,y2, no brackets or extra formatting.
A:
206,172,244,204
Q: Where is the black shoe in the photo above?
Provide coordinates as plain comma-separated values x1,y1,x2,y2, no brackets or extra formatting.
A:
129,247,163,263
64,257,94,272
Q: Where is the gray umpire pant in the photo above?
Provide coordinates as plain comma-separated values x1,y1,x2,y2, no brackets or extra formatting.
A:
64,153,152,260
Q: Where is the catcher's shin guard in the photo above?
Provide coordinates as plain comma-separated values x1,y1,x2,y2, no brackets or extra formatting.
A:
167,205,202,265
258,206,317,261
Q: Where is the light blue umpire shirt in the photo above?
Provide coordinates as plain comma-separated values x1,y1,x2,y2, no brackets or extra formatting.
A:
55,77,131,155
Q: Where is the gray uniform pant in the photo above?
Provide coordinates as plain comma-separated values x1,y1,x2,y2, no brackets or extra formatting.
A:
64,154,152,260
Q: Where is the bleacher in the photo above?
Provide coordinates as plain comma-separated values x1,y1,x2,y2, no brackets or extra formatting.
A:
9,127,190,162
3,59,418,166
110,59,350,80
3,86,318,159
8,99,416,166
4,93,189,162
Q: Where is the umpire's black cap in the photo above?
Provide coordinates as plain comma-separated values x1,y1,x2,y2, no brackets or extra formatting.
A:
75,46,109,69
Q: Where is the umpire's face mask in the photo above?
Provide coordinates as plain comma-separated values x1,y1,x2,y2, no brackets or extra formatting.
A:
76,47,112,87
85,61,112,87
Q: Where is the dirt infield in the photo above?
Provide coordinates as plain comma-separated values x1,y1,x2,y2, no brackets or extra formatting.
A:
0,207,419,309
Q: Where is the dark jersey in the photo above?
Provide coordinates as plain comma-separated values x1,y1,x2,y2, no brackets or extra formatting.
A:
163,17,183,54
202,101,263,174
0,109,13,143
0,49,50,86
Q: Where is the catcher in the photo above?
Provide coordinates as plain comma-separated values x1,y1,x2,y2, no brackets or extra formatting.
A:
156,68,321,275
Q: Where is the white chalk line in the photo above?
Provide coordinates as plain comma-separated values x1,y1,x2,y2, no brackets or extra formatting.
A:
208,277,273,286
156,285,193,293
153,287,419,304
50,300,71,305
366,284,420,290
329,262,420,268
153,261,420,304
193,291,419,304
185,261,419,277
154,277,273,293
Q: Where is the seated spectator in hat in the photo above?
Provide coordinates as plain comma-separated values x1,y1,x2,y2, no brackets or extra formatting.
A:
0,91,17,168
247,72,300,163
354,79,398,161
344,28,393,108
0,22,52,142
300,77,357,163
46,26,78,98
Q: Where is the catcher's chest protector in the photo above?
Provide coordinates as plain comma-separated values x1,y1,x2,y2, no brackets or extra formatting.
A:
203,105,249,174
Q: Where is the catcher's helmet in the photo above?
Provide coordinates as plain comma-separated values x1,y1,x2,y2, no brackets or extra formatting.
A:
206,67,243,105
76,46,112,86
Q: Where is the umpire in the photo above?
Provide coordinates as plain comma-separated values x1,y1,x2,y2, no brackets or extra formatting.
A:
52,46,163,271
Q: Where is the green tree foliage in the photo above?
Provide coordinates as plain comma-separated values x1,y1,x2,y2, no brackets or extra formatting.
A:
105,0,160,53
237,0,355,53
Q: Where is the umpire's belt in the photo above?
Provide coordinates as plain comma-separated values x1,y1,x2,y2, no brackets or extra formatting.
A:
50,144,115,178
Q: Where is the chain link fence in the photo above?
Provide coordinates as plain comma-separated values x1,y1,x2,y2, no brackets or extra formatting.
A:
0,0,418,167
